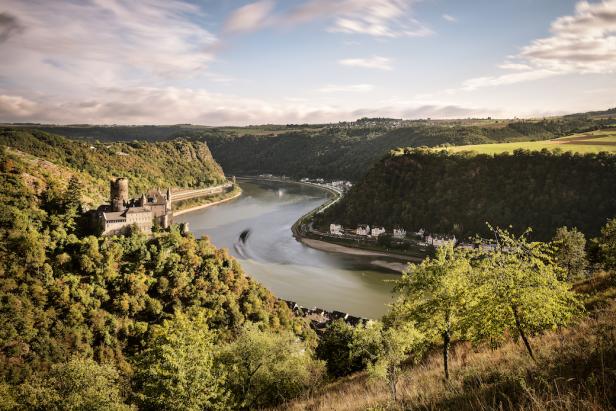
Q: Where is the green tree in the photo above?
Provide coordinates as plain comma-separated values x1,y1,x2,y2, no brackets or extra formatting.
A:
391,244,472,379
316,319,364,377
352,321,424,403
133,311,230,411
596,218,616,270
468,227,581,360
553,226,588,280
16,357,132,411
218,323,324,410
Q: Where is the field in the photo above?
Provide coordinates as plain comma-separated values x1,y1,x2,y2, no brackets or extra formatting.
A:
444,129,616,154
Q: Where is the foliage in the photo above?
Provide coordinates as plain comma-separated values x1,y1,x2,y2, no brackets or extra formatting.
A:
0,128,227,207
321,148,616,240
0,152,311,409
553,226,588,280
389,244,472,379
467,227,582,358
596,218,616,270
133,311,229,410
217,323,325,409
350,321,424,403
315,320,364,377
15,357,132,411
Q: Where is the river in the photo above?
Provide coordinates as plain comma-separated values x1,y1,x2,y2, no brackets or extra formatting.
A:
175,179,400,319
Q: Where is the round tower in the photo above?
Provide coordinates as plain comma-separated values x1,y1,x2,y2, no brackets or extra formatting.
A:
110,177,129,212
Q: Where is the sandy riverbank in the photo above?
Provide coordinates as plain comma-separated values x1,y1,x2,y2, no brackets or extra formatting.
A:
173,190,242,217
299,237,422,266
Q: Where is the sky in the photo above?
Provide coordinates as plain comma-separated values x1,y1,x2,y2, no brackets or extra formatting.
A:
0,0,615,125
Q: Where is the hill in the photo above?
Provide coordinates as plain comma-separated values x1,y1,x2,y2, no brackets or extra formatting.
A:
5,109,614,182
0,128,227,207
319,148,616,240
0,139,320,410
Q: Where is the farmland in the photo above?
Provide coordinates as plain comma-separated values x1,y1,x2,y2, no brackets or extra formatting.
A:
444,128,616,154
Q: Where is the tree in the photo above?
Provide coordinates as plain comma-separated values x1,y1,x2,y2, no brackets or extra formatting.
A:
316,319,364,377
596,218,616,270
468,227,581,360
16,357,132,411
352,321,424,403
133,311,230,411
553,226,587,280
391,244,472,379
218,323,324,410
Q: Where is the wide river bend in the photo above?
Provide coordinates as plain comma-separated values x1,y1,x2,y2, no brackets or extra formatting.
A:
176,179,399,318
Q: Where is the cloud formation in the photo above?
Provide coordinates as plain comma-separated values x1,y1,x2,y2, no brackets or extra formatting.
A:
460,0,616,90
317,84,375,93
0,88,490,125
223,0,432,38
338,56,393,70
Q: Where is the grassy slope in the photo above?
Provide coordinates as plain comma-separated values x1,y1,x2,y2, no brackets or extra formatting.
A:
446,129,616,155
274,272,616,411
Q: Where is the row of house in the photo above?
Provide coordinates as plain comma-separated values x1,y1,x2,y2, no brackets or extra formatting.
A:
283,300,368,333
329,224,407,239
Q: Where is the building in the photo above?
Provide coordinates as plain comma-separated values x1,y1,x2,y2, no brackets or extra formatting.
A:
98,177,173,236
330,224,343,235
393,228,407,239
371,227,386,237
356,224,370,236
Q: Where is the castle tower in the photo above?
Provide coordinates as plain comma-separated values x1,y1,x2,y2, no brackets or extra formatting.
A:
166,187,172,209
110,177,129,212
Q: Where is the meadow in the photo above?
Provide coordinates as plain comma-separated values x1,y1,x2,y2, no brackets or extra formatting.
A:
445,128,616,154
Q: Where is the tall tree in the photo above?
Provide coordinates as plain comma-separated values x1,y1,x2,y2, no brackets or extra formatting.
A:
391,244,472,380
133,311,230,411
552,226,588,280
468,227,581,360
596,218,616,270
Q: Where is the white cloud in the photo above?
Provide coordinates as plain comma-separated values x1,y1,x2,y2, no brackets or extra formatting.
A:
317,84,375,93
222,0,432,38
338,56,393,70
457,0,616,91
0,0,217,91
442,14,456,23
0,88,495,125
223,0,275,34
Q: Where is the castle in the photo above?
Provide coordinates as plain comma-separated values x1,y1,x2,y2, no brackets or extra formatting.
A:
98,177,173,236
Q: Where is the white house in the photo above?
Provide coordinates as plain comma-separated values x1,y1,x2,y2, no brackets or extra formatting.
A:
415,228,425,237
356,225,370,236
330,224,343,235
371,227,386,237
393,228,406,239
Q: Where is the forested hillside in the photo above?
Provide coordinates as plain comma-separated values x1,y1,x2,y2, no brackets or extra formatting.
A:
0,146,322,410
0,128,227,207
319,148,616,240
7,111,612,182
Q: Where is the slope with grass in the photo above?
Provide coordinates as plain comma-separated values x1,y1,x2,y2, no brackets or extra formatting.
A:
445,129,616,155
274,272,616,411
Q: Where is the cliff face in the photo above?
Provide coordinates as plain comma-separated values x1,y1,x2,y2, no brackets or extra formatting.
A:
320,148,616,240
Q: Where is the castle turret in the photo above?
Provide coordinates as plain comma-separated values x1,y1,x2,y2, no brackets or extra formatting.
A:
110,177,129,212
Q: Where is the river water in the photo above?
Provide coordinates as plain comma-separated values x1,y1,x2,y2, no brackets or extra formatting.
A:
175,179,399,318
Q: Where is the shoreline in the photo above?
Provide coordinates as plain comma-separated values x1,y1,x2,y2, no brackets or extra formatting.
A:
298,237,421,267
172,190,242,217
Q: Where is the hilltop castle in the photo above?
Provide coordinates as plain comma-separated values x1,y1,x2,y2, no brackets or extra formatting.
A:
98,177,173,236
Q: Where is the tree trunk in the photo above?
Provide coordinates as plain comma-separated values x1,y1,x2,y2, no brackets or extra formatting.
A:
511,304,535,360
443,315,451,380
387,363,397,402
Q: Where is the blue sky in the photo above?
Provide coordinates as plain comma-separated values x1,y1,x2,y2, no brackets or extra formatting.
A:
0,0,614,125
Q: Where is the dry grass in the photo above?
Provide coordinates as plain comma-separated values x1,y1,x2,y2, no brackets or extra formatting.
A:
273,273,616,411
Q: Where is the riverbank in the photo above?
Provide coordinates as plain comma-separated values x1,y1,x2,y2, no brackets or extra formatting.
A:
173,188,242,217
